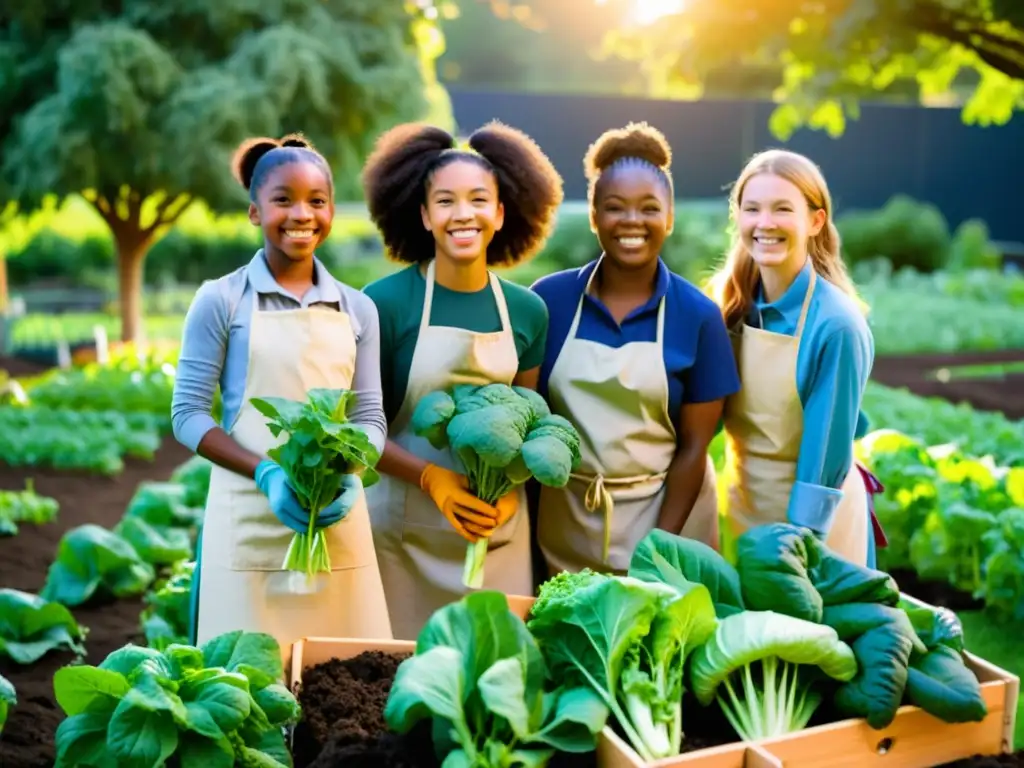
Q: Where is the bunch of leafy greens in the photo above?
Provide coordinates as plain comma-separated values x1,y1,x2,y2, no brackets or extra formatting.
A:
0,588,87,664
252,388,381,577
41,524,155,607
0,479,59,536
52,630,301,768
734,523,987,728
384,591,608,767
688,611,857,740
141,561,195,651
411,383,582,588
526,568,716,761
0,672,14,734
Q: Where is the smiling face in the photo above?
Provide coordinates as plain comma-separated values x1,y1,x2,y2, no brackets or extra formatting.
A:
592,163,672,270
249,162,334,261
737,172,826,269
421,159,504,265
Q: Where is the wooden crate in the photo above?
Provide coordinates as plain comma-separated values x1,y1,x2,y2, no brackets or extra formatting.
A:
748,593,1020,767
595,728,780,768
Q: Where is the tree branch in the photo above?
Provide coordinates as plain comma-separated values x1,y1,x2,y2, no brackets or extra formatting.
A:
915,0,1024,79
142,192,192,237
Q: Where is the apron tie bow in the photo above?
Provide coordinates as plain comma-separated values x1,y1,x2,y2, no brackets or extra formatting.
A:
580,473,614,565
573,471,668,567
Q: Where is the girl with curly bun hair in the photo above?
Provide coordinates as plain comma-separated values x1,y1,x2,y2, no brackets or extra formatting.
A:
708,149,879,567
171,134,393,654
531,122,739,577
360,120,563,639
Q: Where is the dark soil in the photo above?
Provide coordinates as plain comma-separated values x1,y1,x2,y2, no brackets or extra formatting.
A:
0,437,193,768
293,650,598,768
887,568,987,612
871,350,1024,420
936,752,1024,766
293,650,432,768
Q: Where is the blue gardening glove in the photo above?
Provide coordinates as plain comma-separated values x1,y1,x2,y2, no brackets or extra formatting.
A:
254,460,309,534
316,474,362,528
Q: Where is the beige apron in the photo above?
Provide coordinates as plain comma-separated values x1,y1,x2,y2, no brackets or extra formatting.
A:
538,258,719,577
197,290,393,663
722,268,869,565
366,260,532,641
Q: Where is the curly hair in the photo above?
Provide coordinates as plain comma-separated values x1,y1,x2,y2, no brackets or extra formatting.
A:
230,133,333,202
360,121,564,266
583,121,674,206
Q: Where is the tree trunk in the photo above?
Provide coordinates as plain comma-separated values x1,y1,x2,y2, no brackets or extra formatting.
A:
88,190,192,343
115,233,151,343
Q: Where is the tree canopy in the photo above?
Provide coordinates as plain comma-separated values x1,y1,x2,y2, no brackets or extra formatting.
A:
0,0,447,340
478,0,1024,138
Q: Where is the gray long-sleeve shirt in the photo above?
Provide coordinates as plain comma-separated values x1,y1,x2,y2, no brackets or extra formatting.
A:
170,250,387,455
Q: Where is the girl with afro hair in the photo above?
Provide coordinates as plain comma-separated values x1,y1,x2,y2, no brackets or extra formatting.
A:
531,122,739,577
171,134,393,655
360,120,563,639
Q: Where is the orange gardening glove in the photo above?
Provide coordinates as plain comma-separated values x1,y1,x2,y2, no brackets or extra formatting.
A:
493,489,519,529
419,464,499,542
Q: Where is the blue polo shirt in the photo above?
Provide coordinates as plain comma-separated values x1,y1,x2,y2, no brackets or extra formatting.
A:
530,258,740,429
748,259,876,564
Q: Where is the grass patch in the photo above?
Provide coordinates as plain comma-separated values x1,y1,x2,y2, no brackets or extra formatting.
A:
958,610,1023,749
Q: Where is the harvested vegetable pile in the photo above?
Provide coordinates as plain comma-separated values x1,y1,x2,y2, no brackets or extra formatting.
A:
525,524,991,760
411,383,581,587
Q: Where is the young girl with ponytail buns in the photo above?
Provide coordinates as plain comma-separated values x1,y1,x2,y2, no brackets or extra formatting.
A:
171,134,392,656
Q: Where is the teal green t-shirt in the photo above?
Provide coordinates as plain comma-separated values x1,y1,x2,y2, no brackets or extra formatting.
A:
364,264,549,423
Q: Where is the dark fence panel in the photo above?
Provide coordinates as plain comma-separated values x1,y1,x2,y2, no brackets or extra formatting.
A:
448,89,1023,240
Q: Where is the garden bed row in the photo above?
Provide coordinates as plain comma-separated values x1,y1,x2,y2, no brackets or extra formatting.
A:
871,350,1024,420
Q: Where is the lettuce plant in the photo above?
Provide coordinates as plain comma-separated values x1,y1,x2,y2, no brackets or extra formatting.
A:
0,588,87,664
41,524,155,607
141,561,194,651
527,569,716,761
0,673,14,734
385,591,607,767
52,630,300,767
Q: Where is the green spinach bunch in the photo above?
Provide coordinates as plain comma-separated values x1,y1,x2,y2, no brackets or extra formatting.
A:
385,591,608,767
53,630,301,768
411,383,582,588
252,388,381,577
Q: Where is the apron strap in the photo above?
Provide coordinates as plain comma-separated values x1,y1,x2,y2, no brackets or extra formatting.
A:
423,260,512,334
794,267,817,338
421,260,439,335
565,257,604,340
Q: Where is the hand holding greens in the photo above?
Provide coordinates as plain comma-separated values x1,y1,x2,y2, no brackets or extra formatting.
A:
411,383,582,588
251,388,381,577
413,384,581,504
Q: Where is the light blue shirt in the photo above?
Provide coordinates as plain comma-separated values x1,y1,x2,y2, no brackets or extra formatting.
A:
170,251,387,456
749,260,875,562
